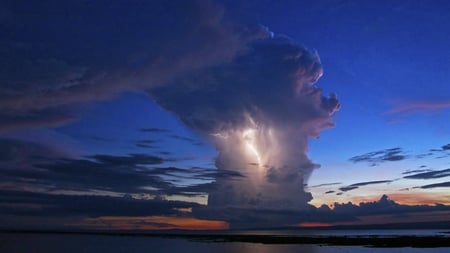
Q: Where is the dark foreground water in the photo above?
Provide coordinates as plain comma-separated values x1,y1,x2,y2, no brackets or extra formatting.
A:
1,230,449,253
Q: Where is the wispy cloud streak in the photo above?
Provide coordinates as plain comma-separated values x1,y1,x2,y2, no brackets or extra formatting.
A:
387,100,450,114
339,180,393,192
404,168,450,180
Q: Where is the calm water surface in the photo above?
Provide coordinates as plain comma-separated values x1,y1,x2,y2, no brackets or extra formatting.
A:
1,231,449,253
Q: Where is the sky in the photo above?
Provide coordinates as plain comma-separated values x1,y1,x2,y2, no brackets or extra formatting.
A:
1,0,449,230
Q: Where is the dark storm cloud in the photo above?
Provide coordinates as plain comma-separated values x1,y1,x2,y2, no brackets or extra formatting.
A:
349,147,406,165
420,181,450,189
339,180,393,192
403,168,450,180
0,0,267,131
443,144,450,150
0,190,199,218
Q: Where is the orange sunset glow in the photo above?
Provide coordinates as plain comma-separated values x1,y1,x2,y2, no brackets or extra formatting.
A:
85,216,229,231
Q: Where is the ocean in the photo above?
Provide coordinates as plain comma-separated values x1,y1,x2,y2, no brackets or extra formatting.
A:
1,230,449,253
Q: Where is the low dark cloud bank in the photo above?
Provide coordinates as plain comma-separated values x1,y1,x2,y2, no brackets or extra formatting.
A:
331,195,450,217
0,138,223,197
0,189,198,218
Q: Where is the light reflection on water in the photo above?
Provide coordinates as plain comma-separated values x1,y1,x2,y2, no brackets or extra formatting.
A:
1,232,449,253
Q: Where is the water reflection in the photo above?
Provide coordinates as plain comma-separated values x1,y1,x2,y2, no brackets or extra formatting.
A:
203,242,318,253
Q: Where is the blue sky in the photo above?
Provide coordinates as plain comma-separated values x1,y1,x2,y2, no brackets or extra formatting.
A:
0,0,449,230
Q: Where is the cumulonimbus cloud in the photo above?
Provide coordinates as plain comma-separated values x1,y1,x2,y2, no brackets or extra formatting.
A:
150,35,340,228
